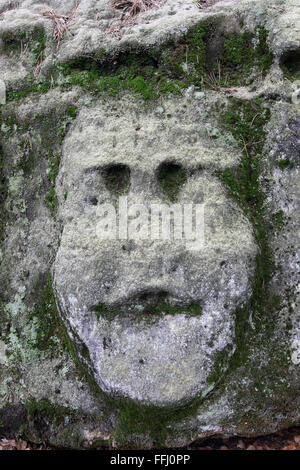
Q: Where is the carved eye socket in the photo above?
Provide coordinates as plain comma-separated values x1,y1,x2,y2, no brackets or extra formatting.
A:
158,162,187,202
103,164,131,196
280,49,300,80
86,196,98,206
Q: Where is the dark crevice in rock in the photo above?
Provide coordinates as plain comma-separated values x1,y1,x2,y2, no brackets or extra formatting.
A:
280,48,300,81
103,163,131,196
157,162,187,202
0,405,27,436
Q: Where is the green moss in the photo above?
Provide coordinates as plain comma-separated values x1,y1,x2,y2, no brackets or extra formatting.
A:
5,23,273,103
45,153,60,218
161,22,210,85
57,58,158,100
23,398,94,447
27,274,67,355
31,29,47,63
114,394,202,447
216,98,286,380
57,23,272,94
218,27,273,85
3,396,95,448
0,142,7,247
206,344,234,387
255,26,274,75
219,97,272,277
158,162,187,202
7,82,51,102
52,293,107,402
17,134,36,175
92,301,202,322
223,33,253,66
116,401,169,447
66,105,78,119
219,32,254,86
271,210,286,231
277,158,298,170
221,307,294,429
22,273,87,364
161,23,272,88
2,27,47,64
132,76,156,100
25,398,68,426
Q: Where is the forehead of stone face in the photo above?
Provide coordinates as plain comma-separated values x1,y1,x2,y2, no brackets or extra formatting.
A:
61,96,241,181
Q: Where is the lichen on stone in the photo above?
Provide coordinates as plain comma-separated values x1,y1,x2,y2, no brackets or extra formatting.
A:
0,0,299,449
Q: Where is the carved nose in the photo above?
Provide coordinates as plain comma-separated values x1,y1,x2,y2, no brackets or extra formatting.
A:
130,168,159,197
129,163,188,202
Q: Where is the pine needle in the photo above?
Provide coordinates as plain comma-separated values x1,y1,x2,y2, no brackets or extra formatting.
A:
108,0,164,37
43,4,78,48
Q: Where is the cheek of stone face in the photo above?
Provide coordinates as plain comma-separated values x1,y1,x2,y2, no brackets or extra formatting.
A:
53,172,258,407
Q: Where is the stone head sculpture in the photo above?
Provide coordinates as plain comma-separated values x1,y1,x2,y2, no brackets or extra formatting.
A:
53,98,257,407
1,0,300,450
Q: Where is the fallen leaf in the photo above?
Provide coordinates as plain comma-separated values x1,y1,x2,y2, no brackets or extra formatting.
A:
282,444,296,450
246,445,256,450
237,439,246,450
16,440,28,450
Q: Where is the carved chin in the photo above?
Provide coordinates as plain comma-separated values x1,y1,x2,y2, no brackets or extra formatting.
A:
53,208,257,405
54,279,242,406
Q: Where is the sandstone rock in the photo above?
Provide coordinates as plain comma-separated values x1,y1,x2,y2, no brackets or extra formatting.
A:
0,0,299,449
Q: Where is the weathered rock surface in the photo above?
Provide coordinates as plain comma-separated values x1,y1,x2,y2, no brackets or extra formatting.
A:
0,0,299,449
54,99,257,406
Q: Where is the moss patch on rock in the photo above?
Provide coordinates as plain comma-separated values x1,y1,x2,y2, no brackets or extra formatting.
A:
92,300,202,323
45,153,60,218
217,98,286,375
0,141,8,249
1,27,46,63
112,390,209,448
27,274,68,355
20,398,92,448
56,23,272,97
219,26,273,85
5,22,274,103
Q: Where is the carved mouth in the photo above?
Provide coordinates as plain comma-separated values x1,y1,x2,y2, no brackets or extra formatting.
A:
91,289,202,320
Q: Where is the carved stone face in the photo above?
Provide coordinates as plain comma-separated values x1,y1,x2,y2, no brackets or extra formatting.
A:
53,99,257,407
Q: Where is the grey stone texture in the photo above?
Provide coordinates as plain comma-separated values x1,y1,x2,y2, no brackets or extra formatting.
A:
0,0,299,449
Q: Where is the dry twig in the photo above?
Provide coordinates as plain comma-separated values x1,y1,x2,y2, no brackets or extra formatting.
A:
194,0,230,8
43,4,78,48
108,0,164,37
34,52,44,78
